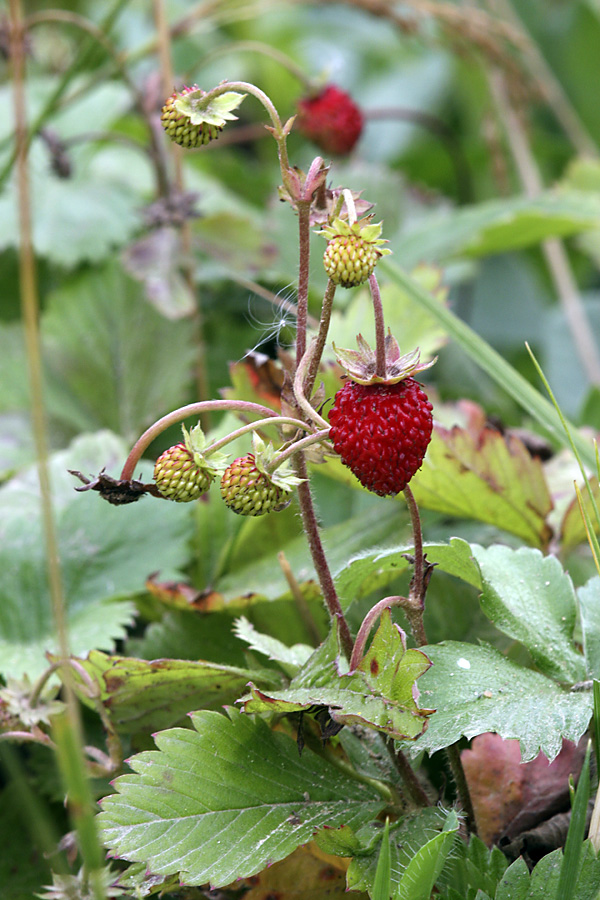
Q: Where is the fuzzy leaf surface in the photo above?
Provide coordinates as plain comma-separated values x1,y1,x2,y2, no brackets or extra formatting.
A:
243,613,433,740
408,642,592,762
67,650,275,733
99,708,386,887
472,545,585,683
409,425,553,549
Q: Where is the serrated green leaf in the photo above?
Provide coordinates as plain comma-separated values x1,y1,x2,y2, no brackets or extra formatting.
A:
578,577,600,679
410,425,553,549
334,537,481,608
244,613,433,740
472,545,585,683
0,432,193,680
409,642,592,762
99,708,386,887
66,650,276,733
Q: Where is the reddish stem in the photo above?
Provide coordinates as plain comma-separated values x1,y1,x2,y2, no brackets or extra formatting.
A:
349,595,404,671
295,454,353,659
120,400,280,480
369,272,387,379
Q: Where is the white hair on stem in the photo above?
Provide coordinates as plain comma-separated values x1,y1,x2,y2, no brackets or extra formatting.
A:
242,283,298,358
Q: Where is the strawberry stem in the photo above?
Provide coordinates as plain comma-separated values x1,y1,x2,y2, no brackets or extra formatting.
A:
268,428,330,470
349,595,404,672
368,272,387,379
303,277,337,397
401,485,428,647
204,416,316,458
294,188,354,660
120,400,282,481
294,455,354,660
293,341,330,429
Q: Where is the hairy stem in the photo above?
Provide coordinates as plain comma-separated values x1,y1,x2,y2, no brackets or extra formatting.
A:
369,272,387,378
269,428,330,469
120,400,282,480
205,416,317,458
295,200,312,368
295,455,353,659
385,738,431,808
349,596,404,671
304,278,337,396
293,342,331,429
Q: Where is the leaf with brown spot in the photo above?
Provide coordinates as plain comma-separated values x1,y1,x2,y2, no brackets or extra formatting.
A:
244,613,433,741
64,650,278,732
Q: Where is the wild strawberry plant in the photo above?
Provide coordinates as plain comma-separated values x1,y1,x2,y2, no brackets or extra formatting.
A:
5,5,600,900
58,83,600,898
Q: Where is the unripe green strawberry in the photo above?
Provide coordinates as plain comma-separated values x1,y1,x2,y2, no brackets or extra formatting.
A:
320,216,391,288
220,453,293,516
154,442,214,501
161,86,221,148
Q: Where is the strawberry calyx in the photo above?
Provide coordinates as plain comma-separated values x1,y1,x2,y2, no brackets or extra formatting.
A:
318,215,391,251
250,434,304,492
333,334,436,386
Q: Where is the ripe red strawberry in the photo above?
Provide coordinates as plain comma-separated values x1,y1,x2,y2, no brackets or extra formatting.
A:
320,216,391,288
328,337,434,496
220,454,292,516
296,85,363,155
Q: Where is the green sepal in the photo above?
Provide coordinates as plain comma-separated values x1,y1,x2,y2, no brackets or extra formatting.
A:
318,215,391,256
251,434,304,492
175,90,246,127
183,423,229,476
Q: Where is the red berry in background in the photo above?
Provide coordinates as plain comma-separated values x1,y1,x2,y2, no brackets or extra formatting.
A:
296,85,363,155
328,378,433,496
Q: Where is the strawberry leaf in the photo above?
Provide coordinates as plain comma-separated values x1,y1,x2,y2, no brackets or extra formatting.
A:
472,544,585,683
0,432,193,680
409,642,592,762
65,650,277,733
243,612,433,741
99,708,386,887
347,808,455,897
